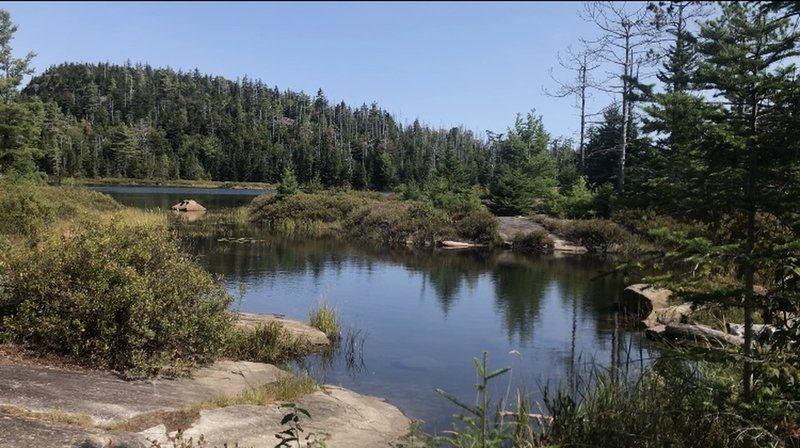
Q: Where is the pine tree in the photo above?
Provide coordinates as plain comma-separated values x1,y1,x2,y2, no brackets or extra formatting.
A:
649,2,800,402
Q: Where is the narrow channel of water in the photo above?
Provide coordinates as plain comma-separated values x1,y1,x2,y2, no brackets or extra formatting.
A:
95,185,654,433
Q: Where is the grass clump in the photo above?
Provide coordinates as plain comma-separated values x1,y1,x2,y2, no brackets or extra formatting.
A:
224,322,315,363
0,405,95,428
0,218,235,377
428,352,796,448
540,358,775,448
309,302,340,341
511,228,555,254
202,374,317,409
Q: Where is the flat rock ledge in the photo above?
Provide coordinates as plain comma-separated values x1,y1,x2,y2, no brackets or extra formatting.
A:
236,312,330,346
0,361,410,448
144,386,411,448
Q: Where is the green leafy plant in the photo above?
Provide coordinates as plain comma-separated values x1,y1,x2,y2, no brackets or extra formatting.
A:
274,402,326,448
430,352,513,448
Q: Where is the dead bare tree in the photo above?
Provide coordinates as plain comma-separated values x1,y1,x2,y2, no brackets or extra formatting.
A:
580,1,660,193
544,45,602,173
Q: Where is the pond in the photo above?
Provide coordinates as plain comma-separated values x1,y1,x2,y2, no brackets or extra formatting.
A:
94,185,655,433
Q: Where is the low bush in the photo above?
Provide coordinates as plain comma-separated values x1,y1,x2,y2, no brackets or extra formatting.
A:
454,208,500,245
249,192,365,230
549,218,640,254
511,229,554,254
0,219,234,377
0,181,120,240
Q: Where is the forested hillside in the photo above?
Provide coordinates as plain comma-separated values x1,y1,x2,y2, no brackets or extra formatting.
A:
21,63,491,189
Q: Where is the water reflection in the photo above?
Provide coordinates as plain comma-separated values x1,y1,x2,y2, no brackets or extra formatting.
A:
175,216,628,351
94,185,653,433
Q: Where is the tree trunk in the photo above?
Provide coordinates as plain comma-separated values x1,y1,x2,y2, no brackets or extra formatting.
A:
618,35,631,194
743,99,759,402
579,61,587,173
663,323,745,346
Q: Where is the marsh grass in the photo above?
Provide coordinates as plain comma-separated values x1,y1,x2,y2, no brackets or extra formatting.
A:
343,327,367,375
224,323,316,364
309,302,340,341
424,349,788,448
538,358,763,448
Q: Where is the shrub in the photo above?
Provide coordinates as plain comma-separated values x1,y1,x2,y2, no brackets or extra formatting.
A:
454,208,501,245
0,219,234,377
249,192,364,231
558,219,640,254
0,181,121,240
558,176,596,219
395,182,424,201
511,229,554,254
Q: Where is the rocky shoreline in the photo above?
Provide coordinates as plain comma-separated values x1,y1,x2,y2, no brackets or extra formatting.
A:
0,315,411,448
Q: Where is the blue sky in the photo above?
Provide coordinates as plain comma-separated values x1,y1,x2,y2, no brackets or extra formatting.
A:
1,1,622,140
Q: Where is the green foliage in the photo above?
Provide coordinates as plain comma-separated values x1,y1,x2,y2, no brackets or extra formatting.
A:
278,165,300,196
22,62,490,189
0,180,121,240
488,111,558,216
395,182,424,201
0,219,234,376
453,208,500,245
308,302,340,341
555,176,596,218
426,177,482,216
274,402,326,448
545,218,640,254
250,191,499,247
429,352,515,448
511,229,554,254
0,10,35,102
0,98,44,176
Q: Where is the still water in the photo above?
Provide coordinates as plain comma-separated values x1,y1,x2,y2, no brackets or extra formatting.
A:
94,185,654,432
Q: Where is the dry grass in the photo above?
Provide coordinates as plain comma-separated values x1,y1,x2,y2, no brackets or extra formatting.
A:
200,374,316,409
0,405,95,428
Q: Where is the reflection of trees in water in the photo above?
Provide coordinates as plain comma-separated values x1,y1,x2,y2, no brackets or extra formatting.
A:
489,253,627,344
491,261,550,343
175,216,629,354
